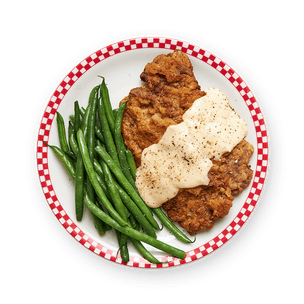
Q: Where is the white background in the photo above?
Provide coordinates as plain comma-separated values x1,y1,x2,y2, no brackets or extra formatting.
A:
0,0,303,303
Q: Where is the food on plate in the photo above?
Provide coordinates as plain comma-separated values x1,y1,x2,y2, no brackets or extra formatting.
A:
46,79,188,264
136,88,249,208
121,50,254,235
120,50,205,166
46,47,254,265
162,140,253,235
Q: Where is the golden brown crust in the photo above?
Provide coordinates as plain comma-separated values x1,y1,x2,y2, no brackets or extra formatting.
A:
121,50,206,166
162,140,254,235
120,49,254,235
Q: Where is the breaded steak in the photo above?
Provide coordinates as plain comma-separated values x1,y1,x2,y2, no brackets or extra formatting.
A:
120,50,206,166
121,50,254,235
162,140,254,235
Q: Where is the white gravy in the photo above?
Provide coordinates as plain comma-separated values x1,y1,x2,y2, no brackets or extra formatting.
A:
135,88,248,208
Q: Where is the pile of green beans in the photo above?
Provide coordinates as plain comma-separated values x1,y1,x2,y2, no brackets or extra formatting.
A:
47,77,195,264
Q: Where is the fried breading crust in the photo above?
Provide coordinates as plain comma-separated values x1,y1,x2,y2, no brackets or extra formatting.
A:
162,140,254,235
121,50,206,166
120,50,254,235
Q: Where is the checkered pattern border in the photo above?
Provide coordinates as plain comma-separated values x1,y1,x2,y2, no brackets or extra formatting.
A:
36,37,269,268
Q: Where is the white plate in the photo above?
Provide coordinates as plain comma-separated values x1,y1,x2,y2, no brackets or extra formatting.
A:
36,37,269,268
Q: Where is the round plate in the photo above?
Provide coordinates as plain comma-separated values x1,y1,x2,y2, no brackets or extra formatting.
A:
28,31,284,285
36,37,269,268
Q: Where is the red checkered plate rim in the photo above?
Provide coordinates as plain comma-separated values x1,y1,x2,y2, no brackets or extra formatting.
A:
36,37,269,268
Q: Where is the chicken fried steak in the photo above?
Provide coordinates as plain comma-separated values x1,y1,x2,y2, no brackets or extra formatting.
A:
162,140,254,235
120,50,254,235
120,50,206,167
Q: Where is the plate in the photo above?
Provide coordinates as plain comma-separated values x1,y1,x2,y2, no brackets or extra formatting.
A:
36,37,269,268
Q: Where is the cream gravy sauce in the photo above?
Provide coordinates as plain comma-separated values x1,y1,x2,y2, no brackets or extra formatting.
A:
135,88,248,208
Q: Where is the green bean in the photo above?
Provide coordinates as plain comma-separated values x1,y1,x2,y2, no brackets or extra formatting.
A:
56,112,69,153
97,92,120,167
128,214,138,229
114,182,156,238
64,150,76,161
87,90,98,156
80,105,105,143
121,213,160,263
88,85,99,105
68,121,79,156
94,159,122,204
94,158,155,237
73,101,81,139
81,103,92,140
93,158,105,180
70,100,91,221
91,212,106,236
93,220,106,235
95,144,129,220
67,125,77,162
75,153,85,221
99,76,115,134
95,170,111,199
129,239,161,264
68,120,74,151
112,108,118,120
86,88,98,202
94,199,112,232
88,90,107,235
44,143,76,179
126,217,160,263
114,101,136,188
152,208,195,244
125,149,137,180
95,142,160,231
84,193,186,260
77,129,129,227
70,110,105,144
94,125,105,144
101,160,128,222
73,100,85,221
80,107,85,116
69,114,74,122
116,230,129,263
